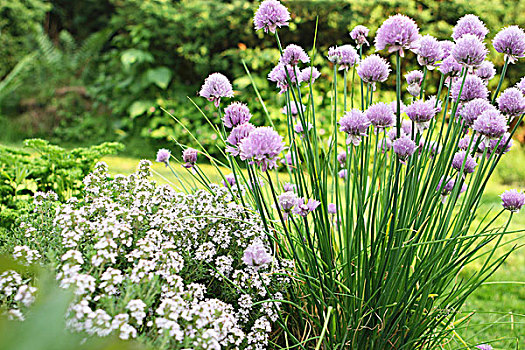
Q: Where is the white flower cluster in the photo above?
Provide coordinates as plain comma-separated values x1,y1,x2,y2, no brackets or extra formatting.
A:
3,160,291,349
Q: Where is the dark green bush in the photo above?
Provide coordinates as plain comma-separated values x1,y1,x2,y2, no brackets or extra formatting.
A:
3,0,525,157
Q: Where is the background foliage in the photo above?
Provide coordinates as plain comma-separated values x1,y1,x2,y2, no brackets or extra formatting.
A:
1,0,525,160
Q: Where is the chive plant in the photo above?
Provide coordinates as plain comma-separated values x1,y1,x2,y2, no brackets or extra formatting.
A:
161,1,525,349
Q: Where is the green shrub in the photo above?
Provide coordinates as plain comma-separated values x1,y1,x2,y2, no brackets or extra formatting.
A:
0,139,123,235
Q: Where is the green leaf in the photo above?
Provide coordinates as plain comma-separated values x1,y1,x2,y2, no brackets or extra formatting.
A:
120,49,154,69
128,100,153,119
146,67,172,89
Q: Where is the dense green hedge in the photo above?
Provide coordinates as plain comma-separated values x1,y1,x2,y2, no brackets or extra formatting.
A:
2,0,525,157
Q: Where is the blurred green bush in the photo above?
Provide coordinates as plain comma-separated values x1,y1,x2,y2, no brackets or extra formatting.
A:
2,0,525,157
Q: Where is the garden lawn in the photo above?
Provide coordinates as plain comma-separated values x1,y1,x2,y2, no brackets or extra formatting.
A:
102,154,525,349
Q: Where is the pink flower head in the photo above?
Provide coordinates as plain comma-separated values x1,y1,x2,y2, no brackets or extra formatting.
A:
440,40,455,58
452,150,478,174
339,109,371,146
405,70,424,97
327,45,359,70
472,109,508,140
300,67,321,84
357,54,391,89
497,87,525,117
226,123,256,156
393,135,417,163
414,34,443,69
239,126,285,172
182,148,198,169
375,14,420,56
459,98,496,127
406,98,438,133
366,102,395,131
350,25,370,48
500,189,525,213
450,74,488,102
199,73,234,107
475,61,496,82
223,102,252,129
452,14,489,41
293,197,321,217
280,44,310,66
282,103,306,116
439,55,462,76
254,0,290,34
452,34,487,67
268,63,301,93
493,26,525,63
155,149,171,166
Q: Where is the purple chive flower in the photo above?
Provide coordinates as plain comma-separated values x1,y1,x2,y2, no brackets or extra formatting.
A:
226,123,256,156
221,174,236,188
242,241,272,267
459,98,496,127
517,76,525,95
239,126,285,172
440,40,455,58
439,55,463,76
378,138,393,152
338,169,348,179
437,177,467,203
414,34,443,69
489,132,513,155
337,151,347,167
458,134,485,156
472,110,508,140
476,345,493,350
199,73,234,107
497,87,525,117
366,102,395,131
406,98,438,133
328,203,337,214
405,70,424,97
501,189,525,212
356,55,391,89
451,74,488,102
459,98,496,126
350,25,370,48
283,182,296,192
156,149,171,166
282,103,306,116
452,14,489,41
280,44,310,66
327,45,359,70
475,61,496,82
452,34,487,67
282,151,294,167
223,102,252,129
294,122,313,134
393,135,417,163
253,0,290,34
278,191,298,212
182,148,198,169
268,63,301,93
389,100,407,115
293,197,321,217
375,14,420,56
300,67,321,84
339,109,371,146
493,26,525,63
452,150,478,174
